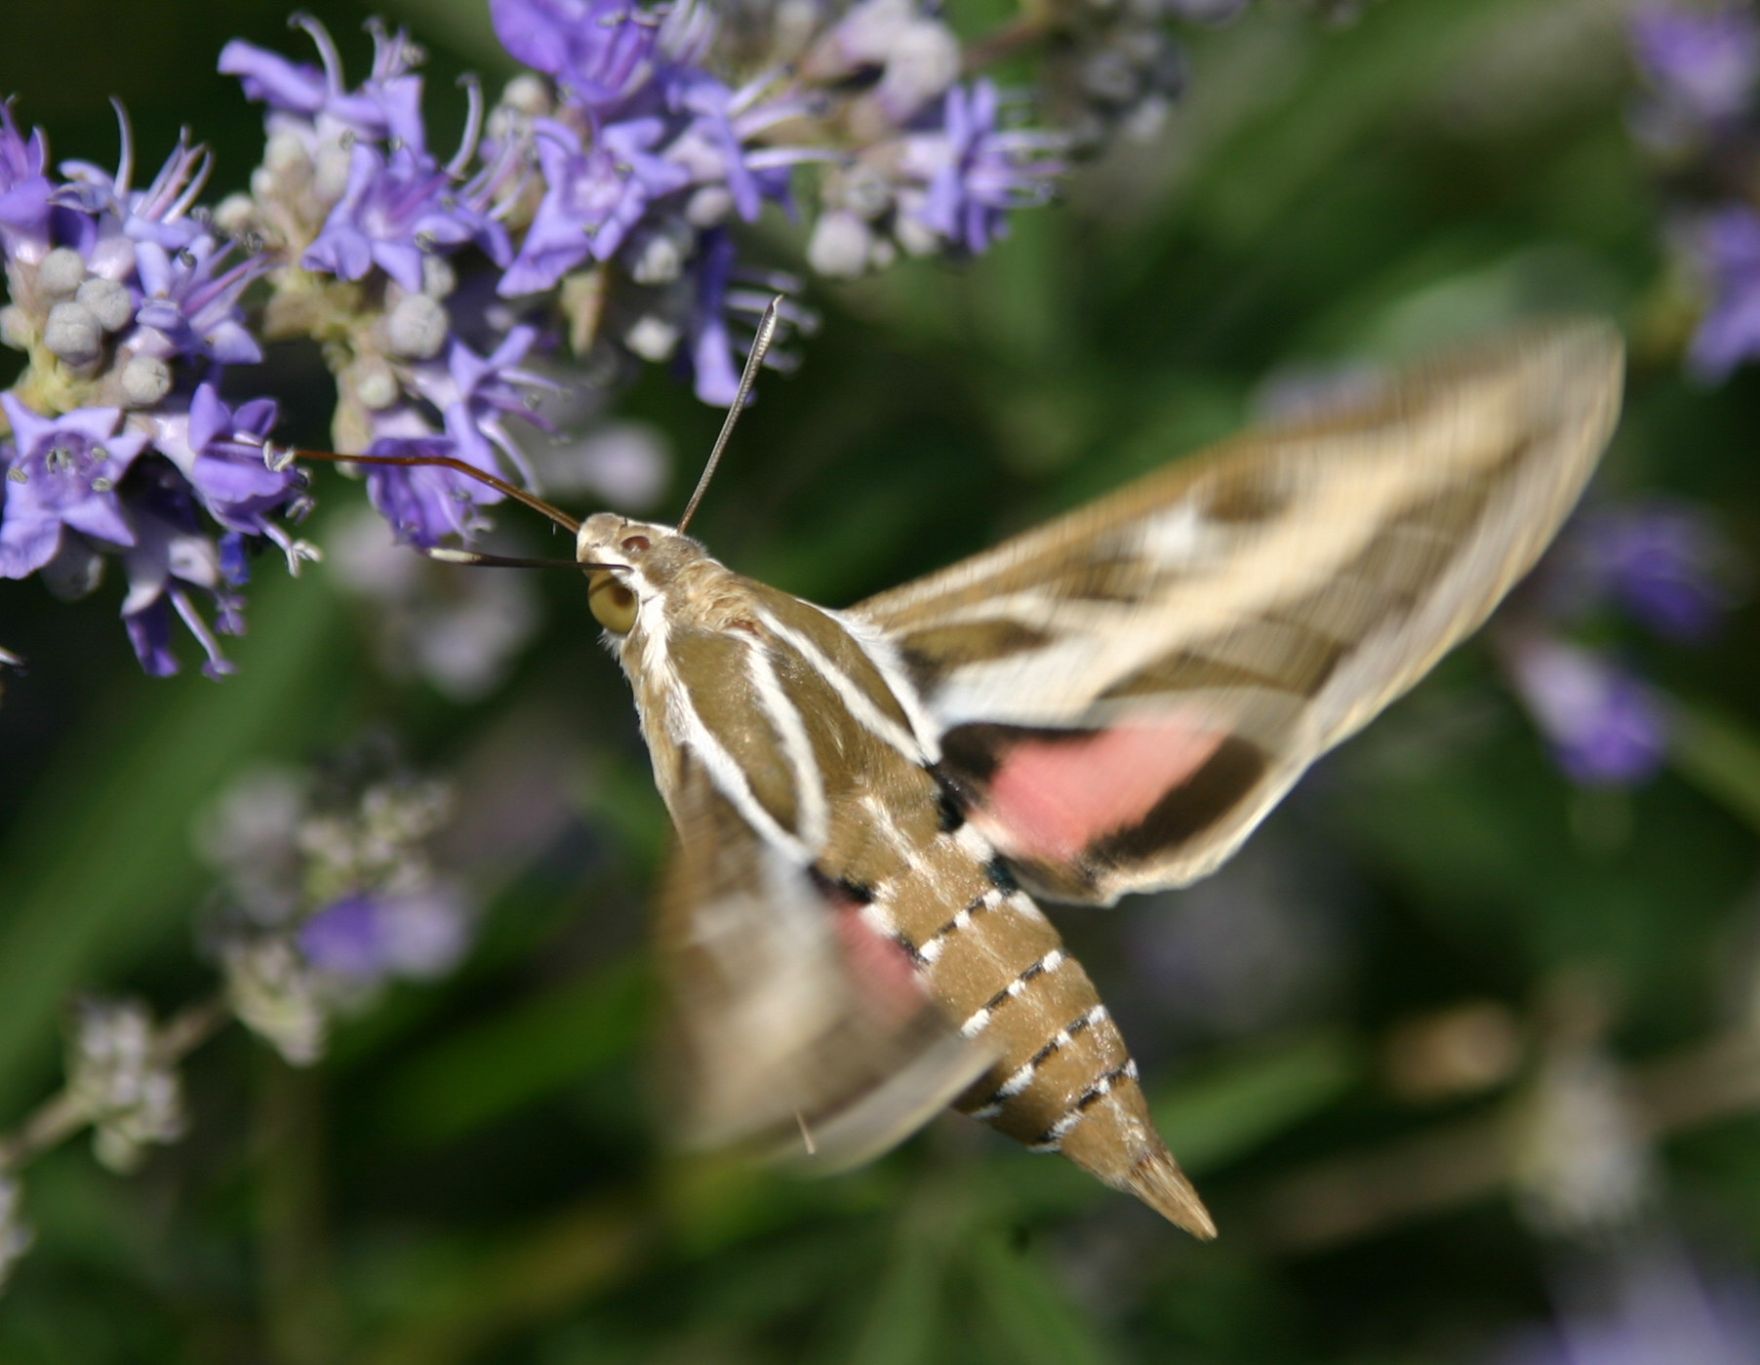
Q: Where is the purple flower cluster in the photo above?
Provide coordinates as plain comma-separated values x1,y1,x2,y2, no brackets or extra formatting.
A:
0,104,306,675
1629,5,1760,379
196,759,472,1064
209,3,1067,549
1498,498,1739,788
1491,1246,1760,1365
4,0,1167,676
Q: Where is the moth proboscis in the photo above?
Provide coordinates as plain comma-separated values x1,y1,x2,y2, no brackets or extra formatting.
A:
297,310,1625,1237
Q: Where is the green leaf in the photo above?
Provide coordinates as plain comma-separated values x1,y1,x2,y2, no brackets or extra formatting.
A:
1671,700,1760,836
364,957,650,1146
965,1232,1118,1365
1155,1032,1360,1175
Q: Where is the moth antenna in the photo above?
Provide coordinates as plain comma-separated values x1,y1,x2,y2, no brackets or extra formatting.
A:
281,444,581,535
426,547,623,571
675,294,785,536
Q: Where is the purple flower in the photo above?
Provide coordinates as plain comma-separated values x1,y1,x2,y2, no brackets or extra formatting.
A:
219,18,427,150
664,71,819,223
1491,1248,1760,1365
151,384,294,535
0,100,51,258
1504,637,1671,787
686,229,742,405
489,0,661,110
499,117,689,295
1687,205,1760,380
119,490,245,679
907,81,1065,255
57,120,214,261
133,237,268,365
1573,500,1738,643
360,431,499,548
304,143,512,293
298,888,470,984
405,325,549,481
0,398,147,578
1632,5,1760,126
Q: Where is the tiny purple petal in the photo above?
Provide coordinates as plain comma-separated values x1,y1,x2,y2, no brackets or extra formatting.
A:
1506,637,1671,787
1631,5,1760,125
1687,205,1760,381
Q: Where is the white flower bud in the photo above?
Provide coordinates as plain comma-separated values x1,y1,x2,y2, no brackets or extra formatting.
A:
66,999,188,1174
421,255,457,299
807,212,875,278
501,72,552,117
684,185,736,229
0,304,32,351
894,207,942,258
76,276,134,332
44,301,103,366
41,537,105,601
385,293,449,359
121,353,173,407
623,314,680,362
625,218,694,285
213,192,258,237
874,21,962,120
352,358,401,410
841,164,895,221
38,246,89,298
265,129,307,172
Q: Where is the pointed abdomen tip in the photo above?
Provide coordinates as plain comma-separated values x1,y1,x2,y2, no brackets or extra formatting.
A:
1128,1152,1218,1240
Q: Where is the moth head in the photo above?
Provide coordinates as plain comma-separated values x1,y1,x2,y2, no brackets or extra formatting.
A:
576,512,700,636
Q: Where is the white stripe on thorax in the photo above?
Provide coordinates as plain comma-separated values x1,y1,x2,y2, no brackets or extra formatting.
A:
825,607,944,763
753,607,927,765
741,635,829,847
642,607,811,863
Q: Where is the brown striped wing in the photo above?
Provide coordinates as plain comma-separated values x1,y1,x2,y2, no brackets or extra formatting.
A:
851,320,1625,905
655,757,994,1171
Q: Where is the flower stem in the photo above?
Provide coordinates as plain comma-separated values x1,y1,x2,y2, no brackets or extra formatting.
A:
0,995,231,1173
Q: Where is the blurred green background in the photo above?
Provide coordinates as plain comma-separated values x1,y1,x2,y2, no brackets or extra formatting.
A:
3,0,1760,1360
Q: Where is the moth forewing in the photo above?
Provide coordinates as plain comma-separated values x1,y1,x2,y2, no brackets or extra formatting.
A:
852,318,1625,904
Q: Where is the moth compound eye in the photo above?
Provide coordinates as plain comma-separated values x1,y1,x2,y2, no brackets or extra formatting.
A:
619,534,651,555
588,570,639,634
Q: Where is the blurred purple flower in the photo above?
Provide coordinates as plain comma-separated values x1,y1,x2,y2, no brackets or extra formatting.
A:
686,228,744,404
299,887,470,984
0,398,147,578
219,18,426,149
908,81,1066,255
665,70,820,222
1492,1248,1760,1365
1631,4,1760,126
1572,500,1738,642
0,101,53,257
1504,637,1670,787
490,0,660,110
1686,205,1760,381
